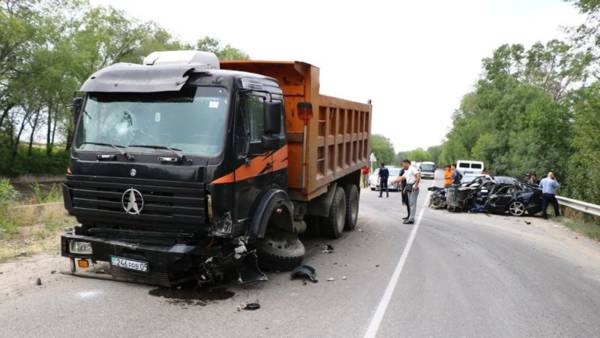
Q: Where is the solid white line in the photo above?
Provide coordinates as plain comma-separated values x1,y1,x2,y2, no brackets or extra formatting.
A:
363,191,431,338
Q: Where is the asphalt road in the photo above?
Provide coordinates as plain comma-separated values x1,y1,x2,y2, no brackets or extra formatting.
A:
2,173,600,337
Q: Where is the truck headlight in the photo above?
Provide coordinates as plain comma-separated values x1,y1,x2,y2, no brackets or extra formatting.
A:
69,241,92,255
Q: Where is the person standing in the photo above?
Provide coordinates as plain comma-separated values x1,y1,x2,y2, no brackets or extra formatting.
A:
399,167,410,219
539,171,561,219
378,162,389,198
443,165,453,188
361,165,370,188
397,159,421,224
451,164,462,184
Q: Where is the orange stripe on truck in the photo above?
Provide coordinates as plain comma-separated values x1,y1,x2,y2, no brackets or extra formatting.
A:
211,146,288,185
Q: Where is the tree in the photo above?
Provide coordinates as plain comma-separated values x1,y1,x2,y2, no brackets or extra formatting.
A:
196,36,249,60
370,134,395,165
407,148,432,162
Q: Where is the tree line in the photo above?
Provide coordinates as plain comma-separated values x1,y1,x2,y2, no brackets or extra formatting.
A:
0,0,248,176
435,0,600,204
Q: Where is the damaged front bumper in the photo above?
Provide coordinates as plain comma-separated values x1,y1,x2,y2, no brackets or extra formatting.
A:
61,230,266,287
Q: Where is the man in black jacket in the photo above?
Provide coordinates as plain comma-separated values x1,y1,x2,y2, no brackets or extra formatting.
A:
378,162,389,198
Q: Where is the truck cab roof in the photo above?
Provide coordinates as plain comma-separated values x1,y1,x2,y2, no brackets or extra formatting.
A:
80,61,281,94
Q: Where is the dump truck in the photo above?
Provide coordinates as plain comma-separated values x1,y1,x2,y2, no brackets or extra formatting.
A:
61,51,372,286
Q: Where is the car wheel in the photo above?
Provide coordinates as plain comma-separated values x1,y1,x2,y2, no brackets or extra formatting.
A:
508,201,525,217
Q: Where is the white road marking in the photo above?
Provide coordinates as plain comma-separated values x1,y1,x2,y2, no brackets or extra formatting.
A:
364,190,431,338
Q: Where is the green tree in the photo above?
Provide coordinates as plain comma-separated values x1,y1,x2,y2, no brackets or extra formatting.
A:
370,134,395,165
196,36,249,60
407,148,432,162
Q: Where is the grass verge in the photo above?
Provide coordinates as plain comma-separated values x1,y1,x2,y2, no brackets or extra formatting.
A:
0,203,74,262
557,216,600,241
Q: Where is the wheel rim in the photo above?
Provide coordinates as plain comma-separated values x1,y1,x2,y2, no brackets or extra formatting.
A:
509,201,525,216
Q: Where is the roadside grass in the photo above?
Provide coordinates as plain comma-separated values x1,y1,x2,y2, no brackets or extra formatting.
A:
557,216,600,241
0,202,74,262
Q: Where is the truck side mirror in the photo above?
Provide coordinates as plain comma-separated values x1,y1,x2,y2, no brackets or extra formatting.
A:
264,101,282,134
72,97,83,126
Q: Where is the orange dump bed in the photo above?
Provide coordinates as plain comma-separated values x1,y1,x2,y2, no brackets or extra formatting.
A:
221,61,372,201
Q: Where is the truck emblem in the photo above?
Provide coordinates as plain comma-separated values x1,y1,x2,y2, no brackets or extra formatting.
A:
130,168,137,177
122,188,144,215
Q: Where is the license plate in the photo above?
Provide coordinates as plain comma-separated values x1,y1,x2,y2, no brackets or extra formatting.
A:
110,256,148,272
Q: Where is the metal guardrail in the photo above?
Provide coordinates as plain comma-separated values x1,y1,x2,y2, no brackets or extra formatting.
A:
557,196,600,217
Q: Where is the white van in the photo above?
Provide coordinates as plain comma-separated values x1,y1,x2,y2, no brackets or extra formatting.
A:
418,161,436,179
456,160,484,175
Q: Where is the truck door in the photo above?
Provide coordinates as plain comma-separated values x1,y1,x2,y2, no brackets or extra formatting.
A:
232,93,273,223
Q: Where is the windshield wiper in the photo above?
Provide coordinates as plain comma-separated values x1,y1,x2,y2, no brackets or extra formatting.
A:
80,142,134,160
127,144,191,164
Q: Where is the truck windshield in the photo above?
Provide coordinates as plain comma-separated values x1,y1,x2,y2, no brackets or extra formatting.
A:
75,87,229,157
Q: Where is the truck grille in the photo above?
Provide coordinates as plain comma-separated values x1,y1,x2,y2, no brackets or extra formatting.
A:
64,175,206,234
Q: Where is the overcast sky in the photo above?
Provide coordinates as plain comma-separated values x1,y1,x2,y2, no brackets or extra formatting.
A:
92,0,584,152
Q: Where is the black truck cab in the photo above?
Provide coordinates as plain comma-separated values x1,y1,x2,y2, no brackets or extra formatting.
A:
61,52,295,286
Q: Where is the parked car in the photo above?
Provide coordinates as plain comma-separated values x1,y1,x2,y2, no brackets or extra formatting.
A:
485,182,543,216
369,167,403,191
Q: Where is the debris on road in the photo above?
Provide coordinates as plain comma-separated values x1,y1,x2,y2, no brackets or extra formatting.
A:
326,277,335,282
524,221,531,225
35,278,42,286
290,265,318,283
243,302,260,311
342,276,347,280
322,244,334,254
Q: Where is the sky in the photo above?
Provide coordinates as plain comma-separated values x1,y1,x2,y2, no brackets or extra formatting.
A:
91,0,585,152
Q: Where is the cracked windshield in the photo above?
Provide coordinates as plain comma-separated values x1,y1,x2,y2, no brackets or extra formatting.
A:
75,87,228,156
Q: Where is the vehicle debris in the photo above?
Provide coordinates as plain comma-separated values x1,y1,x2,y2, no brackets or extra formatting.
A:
322,244,334,254
237,301,261,311
290,265,318,283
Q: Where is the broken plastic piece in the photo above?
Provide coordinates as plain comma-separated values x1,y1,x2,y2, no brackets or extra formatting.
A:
290,265,318,283
322,244,334,254
244,302,260,310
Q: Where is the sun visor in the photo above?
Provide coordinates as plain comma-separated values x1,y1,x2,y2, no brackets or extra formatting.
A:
80,62,202,93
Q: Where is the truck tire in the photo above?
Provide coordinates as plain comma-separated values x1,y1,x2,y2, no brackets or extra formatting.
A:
321,187,347,238
257,230,305,271
344,184,359,231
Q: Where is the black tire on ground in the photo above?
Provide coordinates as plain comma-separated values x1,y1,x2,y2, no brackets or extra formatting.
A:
321,187,347,239
257,230,305,271
344,184,359,231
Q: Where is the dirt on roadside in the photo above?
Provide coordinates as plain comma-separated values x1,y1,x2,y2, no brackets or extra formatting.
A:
0,252,67,301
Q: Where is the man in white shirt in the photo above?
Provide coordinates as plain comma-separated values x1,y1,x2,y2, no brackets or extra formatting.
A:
396,159,421,224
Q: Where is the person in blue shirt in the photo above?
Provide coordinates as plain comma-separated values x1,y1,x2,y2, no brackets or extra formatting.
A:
539,171,560,219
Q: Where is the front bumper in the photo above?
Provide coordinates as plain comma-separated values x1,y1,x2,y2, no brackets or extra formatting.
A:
61,231,199,286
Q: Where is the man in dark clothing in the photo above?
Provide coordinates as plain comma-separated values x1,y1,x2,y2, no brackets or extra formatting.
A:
378,162,389,198
399,167,410,218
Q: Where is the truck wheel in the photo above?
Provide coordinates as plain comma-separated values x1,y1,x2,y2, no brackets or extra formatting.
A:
257,230,305,271
344,185,359,231
322,187,347,238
